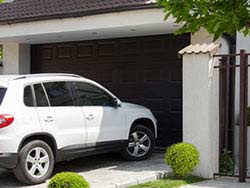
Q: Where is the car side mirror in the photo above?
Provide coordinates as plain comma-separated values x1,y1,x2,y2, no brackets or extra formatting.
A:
111,98,121,108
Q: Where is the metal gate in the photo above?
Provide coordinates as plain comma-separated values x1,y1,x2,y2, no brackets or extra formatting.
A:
214,50,250,182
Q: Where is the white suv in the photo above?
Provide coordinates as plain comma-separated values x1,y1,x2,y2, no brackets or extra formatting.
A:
0,74,157,184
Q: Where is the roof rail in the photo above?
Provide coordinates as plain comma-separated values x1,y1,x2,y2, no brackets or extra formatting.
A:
13,73,83,80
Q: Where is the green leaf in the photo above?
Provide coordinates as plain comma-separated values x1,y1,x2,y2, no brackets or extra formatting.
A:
157,0,250,39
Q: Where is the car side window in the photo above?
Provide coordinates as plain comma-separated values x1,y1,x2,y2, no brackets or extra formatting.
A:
24,85,34,107
34,84,49,107
73,82,113,106
43,82,74,106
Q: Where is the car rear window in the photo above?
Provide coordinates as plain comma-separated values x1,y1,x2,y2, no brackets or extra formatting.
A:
24,85,34,107
0,87,7,105
34,84,49,107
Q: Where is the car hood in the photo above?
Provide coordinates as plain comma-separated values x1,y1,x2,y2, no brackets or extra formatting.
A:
121,102,147,109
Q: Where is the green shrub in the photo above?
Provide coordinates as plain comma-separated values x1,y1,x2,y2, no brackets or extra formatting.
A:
219,149,233,175
48,172,89,188
165,143,199,178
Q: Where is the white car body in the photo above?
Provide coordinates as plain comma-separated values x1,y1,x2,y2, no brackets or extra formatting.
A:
0,74,157,171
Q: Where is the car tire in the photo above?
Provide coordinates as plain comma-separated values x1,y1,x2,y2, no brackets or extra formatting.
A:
13,140,54,185
121,125,155,161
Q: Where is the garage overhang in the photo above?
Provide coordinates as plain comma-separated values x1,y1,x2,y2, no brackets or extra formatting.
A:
0,8,181,44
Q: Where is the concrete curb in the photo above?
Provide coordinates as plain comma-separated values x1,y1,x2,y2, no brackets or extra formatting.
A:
114,171,172,188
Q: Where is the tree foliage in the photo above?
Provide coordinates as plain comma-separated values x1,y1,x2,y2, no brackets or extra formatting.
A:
157,0,250,40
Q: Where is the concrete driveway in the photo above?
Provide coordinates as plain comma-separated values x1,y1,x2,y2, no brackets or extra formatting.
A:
0,153,169,188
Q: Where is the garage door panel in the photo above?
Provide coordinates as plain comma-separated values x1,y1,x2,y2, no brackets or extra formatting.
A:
119,40,139,55
144,99,166,113
116,84,141,99
165,83,182,98
56,45,73,59
170,114,182,128
169,70,182,83
31,34,190,147
143,84,165,99
169,99,182,113
40,47,53,60
76,43,94,58
100,70,115,83
143,38,165,53
97,42,118,57
143,69,163,83
119,63,138,84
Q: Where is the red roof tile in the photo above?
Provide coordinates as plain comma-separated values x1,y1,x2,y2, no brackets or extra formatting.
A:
179,43,220,56
0,0,156,25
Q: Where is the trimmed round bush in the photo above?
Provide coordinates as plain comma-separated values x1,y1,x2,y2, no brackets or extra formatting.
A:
48,172,89,188
165,142,199,178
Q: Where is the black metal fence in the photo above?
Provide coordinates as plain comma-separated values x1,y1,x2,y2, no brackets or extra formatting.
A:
213,50,249,182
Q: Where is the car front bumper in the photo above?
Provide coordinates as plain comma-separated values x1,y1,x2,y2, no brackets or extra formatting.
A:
0,153,18,169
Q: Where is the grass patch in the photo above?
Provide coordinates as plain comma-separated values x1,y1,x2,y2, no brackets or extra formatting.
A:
129,175,205,188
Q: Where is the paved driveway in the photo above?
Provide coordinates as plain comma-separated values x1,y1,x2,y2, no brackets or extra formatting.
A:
0,153,169,188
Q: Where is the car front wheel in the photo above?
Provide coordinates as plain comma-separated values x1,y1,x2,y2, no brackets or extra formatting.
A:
121,125,155,161
13,140,54,185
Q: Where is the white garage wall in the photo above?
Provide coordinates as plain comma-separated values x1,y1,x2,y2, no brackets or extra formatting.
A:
0,8,178,44
2,43,30,74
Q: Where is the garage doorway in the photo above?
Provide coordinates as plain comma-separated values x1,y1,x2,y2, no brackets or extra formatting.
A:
31,34,190,147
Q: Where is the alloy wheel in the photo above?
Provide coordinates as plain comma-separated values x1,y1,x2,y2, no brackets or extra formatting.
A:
126,131,151,158
25,147,50,179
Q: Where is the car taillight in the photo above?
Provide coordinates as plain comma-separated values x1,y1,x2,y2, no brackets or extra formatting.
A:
0,114,14,128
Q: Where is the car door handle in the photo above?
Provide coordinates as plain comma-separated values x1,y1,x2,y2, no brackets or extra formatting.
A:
86,114,94,121
44,116,54,123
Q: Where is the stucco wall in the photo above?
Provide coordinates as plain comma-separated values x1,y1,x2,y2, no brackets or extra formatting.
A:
0,8,178,44
185,29,230,178
1,43,30,74
183,52,220,178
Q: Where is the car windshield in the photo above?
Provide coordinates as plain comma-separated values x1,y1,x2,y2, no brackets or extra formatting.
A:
0,87,7,105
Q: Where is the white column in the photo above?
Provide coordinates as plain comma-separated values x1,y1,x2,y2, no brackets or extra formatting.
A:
182,50,220,178
2,43,30,74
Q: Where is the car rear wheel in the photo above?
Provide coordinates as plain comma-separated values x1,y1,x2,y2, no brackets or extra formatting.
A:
121,125,155,161
13,140,54,185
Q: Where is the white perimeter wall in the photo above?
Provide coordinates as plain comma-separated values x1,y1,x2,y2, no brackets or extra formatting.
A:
183,52,220,178
183,29,230,178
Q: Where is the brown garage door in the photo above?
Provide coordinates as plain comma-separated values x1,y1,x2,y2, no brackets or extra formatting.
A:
31,34,190,147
